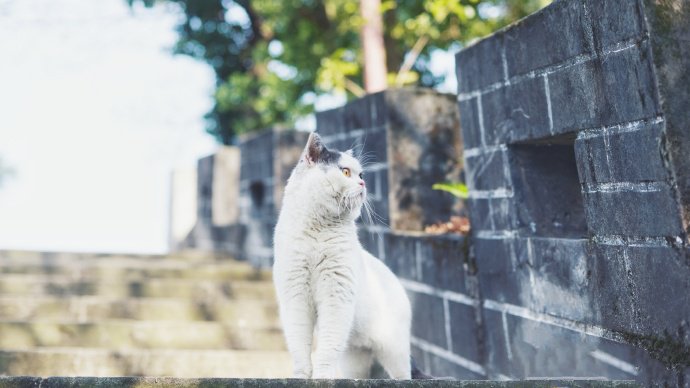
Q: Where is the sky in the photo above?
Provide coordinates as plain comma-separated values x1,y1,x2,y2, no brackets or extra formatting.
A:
0,0,217,254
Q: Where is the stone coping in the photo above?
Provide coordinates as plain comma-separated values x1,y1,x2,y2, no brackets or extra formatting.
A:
0,377,639,387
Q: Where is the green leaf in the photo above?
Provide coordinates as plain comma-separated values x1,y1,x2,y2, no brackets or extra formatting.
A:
432,182,469,199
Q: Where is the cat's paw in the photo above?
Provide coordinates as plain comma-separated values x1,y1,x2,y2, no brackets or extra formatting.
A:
292,368,312,379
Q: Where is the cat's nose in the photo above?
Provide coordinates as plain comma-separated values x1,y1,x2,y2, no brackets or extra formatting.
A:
358,179,365,187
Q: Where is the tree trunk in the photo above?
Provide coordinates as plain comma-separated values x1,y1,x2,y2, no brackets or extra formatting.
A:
360,0,387,93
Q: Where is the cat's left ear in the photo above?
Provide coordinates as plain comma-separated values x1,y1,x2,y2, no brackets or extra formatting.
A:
344,149,354,157
303,132,326,166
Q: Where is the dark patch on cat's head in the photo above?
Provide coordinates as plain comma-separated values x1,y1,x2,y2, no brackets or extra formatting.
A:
303,132,341,166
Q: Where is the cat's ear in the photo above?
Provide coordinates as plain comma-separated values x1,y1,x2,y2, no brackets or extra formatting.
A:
303,132,326,166
344,149,354,157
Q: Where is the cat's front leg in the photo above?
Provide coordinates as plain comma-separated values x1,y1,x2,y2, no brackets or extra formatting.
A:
312,267,356,378
275,265,315,378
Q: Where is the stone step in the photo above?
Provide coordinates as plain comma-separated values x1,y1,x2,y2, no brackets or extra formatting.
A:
0,319,285,350
0,255,270,281
0,377,642,388
0,348,292,378
0,295,279,324
0,250,228,262
0,274,275,300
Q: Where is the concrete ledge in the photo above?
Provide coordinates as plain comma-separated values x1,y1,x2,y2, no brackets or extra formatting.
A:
0,377,639,387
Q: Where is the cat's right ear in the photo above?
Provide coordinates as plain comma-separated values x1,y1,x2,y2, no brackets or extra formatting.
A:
303,132,325,166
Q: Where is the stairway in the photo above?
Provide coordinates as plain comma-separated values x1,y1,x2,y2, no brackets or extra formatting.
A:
0,250,292,378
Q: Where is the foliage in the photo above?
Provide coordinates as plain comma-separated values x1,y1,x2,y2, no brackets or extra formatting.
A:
128,0,551,144
432,182,469,199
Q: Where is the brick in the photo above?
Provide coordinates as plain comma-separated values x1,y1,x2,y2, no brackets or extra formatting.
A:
587,0,647,51
474,238,513,276
583,183,683,237
513,237,594,322
509,143,588,238
481,77,549,145
475,238,522,305
418,235,469,294
458,98,482,149
408,291,447,349
467,198,517,232
467,198,492,231
490,198,518,231
574,122,667,184
384,234,420,282
549,42,660,134
448,301,481,363
464,150,510,191
502,314,623,379
455,34,504,94
588,244,638,331
352,127,387,165
504,0,593,77
426,353,485,379
625,245,690,334
342,92,386,131
481,309,519,378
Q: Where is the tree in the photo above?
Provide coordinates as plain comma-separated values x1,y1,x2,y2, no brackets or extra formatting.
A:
129,0,551,144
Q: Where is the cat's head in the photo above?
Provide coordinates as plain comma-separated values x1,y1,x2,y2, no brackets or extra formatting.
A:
288,132,367,220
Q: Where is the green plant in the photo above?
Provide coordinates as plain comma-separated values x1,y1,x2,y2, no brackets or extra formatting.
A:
432,182,469,199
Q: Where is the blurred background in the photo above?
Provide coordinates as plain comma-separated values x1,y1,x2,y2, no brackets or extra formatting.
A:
0,0,548,255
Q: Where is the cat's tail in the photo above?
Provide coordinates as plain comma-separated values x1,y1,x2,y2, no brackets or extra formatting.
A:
410,357,457,380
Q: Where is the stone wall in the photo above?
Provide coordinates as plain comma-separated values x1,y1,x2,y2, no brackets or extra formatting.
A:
456,0,689,385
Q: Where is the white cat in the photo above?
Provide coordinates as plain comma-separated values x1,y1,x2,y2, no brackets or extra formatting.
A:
273,132,412,379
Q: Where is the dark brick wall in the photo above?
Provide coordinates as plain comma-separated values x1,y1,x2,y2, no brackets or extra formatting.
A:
456,0,689,385
237,130,276,266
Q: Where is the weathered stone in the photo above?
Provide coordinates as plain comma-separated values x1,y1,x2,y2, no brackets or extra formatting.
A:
384,234,420,282
408,291,448,349
481,77,549,145
418,235,470,295
548,42,659,134
583,184,683,237
455,33,505,93
586,0,647,51
464,150,510,192
386,89,463,231
642,0,690,237
574,122,667,184
448,301,482,364
273,130,309,211
212,146,241,226
503,0,593,77
458,98,482,149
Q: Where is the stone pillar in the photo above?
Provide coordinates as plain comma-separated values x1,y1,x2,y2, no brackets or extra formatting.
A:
168,167,197,251
211,146,240,226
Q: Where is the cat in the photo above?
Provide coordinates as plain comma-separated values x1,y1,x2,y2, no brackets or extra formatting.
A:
273,132,413,379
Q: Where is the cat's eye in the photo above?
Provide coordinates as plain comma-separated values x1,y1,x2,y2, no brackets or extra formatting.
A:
342,167,351,177
358,172,363,179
